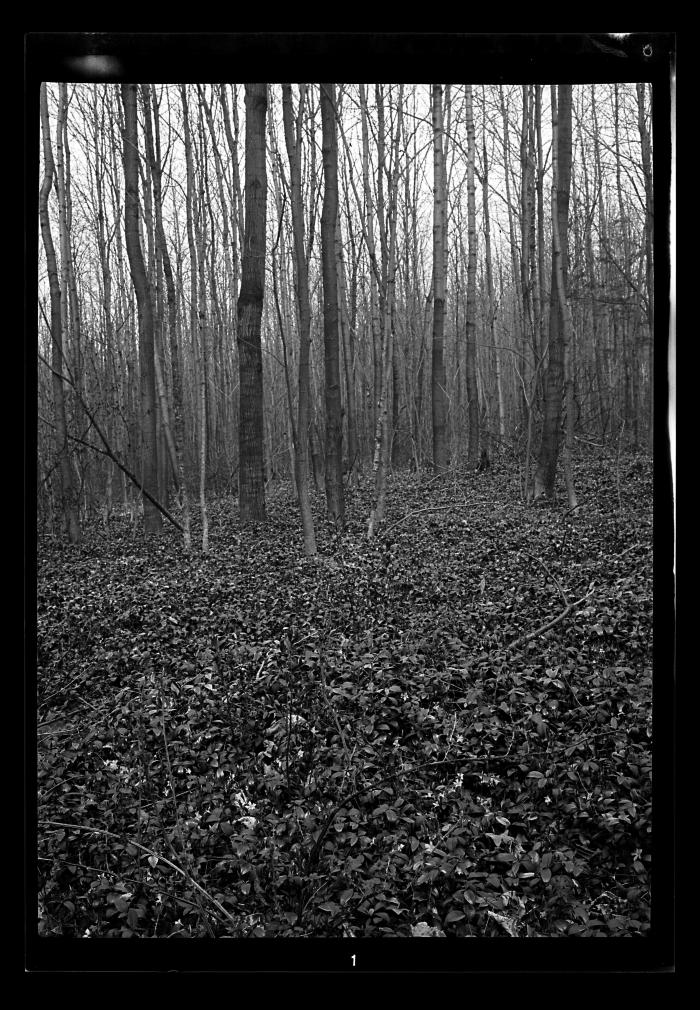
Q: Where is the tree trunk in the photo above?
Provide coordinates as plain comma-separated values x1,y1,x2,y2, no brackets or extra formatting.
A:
281,82,317,556
120,83,162,534
320,83,345,531
368,85,402,535
431,85,449,473
39,84,80,544
237,83,268,524
533,85,574,504
464,85,480,465
144,84,191,549
636,82,654,445
550,86,578,511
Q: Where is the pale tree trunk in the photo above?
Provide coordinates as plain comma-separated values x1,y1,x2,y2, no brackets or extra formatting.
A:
144,84,191,549
358,85,382,442
336,216,359,485
368,85,402,536
550,86,578,511
218,85,243,326
237,83,268,523
591,86,614,432
195,105,210,551
579,109,608,439
431,84,449,473
464,84,480,465
481,92,505,442
636,81,654,445
39,83,80,544
120,83,162,534
281,82,316,556
180,87,205,536
535,85,547,386
320,83,345,531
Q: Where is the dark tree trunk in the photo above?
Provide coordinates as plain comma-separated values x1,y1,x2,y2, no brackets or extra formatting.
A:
237,83,268,523
120,83,162,534
320,83,345,531
534,84,573,501
431,85,449,473
464,84,480,465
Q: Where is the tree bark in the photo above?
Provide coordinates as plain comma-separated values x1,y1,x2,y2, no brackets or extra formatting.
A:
431,85,449,473
237,83,268,523
39,84,80,544
481,99,505,442
464,85,480,465
120,83,162,534
533,85,575,504
144,84,191,549
320,83,345,531
636,81,654,445
281,82,317,557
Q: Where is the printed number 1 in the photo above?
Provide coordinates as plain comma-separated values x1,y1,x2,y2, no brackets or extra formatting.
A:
351,954,356,967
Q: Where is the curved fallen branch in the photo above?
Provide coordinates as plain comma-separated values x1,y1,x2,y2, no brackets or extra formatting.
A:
38,820,237,931
507,587,596,652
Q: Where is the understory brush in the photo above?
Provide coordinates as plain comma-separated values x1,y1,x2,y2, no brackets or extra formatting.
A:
36,453,654,938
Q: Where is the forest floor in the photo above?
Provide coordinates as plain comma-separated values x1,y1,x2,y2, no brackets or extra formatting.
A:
36,452,654,940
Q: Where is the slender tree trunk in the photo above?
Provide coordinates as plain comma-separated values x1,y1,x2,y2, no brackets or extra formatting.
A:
281,82,317,556
120,83,162,534
431,84,449,473
39,84,80,544
337,216,359,485
481,96,505,442
550,86,578,511
464,84,480,465
145,84,191,548
636,81,654,445
320,83,345,531
195,108,210,550
358,85,382,444
237,84,268,523
368,85,402,535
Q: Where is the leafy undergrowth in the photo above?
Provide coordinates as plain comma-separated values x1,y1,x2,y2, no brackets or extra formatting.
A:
36,452,652,938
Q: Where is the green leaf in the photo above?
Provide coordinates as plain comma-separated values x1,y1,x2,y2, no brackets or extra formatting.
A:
444,909,466,923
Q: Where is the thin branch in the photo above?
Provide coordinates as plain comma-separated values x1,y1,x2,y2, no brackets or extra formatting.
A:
38,820,238,931
507,587,596,652
38,352,184,535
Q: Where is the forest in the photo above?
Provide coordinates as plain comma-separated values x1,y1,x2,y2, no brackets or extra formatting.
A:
32,47,672,963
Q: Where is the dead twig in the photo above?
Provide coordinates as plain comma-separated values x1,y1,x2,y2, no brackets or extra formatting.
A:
38,820,238,931
507,587,596,652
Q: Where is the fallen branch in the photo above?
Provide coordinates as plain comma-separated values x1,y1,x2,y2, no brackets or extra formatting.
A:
507,587,596,652
38,820,238,931
386,502,462,534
